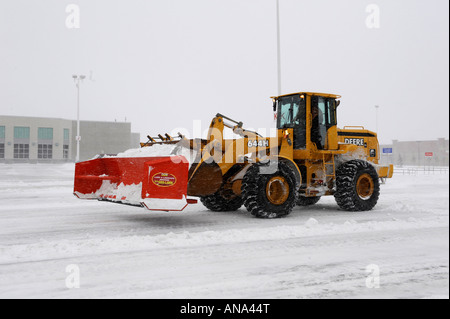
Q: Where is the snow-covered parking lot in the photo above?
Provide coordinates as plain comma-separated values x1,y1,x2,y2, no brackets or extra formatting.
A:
0,163,448,299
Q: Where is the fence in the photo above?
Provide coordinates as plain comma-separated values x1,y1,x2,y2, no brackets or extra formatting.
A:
393,166,449,175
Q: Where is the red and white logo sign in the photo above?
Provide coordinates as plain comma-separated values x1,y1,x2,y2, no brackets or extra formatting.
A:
425,152,433,157
152,172,177,187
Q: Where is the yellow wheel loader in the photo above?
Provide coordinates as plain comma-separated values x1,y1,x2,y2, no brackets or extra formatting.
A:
74,92,393,218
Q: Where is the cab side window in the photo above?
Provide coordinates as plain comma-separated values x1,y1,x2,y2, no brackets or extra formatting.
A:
317,97,326,126
326,99,337,127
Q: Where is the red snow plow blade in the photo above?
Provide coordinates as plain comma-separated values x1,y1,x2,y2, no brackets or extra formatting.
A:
74,156,197,211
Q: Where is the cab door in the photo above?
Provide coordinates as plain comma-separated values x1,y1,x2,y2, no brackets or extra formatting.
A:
311,96,338,150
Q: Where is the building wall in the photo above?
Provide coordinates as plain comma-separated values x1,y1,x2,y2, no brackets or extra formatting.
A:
380,138,449,166
0,115,73,163
130,132,141,149
0,115,140,163
72,120,139,161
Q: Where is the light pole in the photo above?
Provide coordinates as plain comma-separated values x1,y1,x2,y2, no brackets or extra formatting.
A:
276,0,282,95
72,74,86,162
375,105,379,133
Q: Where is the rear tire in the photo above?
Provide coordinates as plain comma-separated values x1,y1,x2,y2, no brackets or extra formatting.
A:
334,160,380,211
297,196,321,206
200,190,243,212
242,162,298,218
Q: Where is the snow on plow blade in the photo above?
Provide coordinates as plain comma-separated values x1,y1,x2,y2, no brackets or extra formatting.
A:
74,156,196,211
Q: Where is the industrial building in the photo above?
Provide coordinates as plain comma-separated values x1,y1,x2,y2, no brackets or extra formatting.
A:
380,138,449,167
0,115,140,163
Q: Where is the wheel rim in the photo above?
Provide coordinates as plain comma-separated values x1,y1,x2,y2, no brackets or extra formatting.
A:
266,176,290,205
356,173,374,200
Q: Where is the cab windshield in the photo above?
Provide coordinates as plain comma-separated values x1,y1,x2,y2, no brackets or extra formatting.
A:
277,95,306,129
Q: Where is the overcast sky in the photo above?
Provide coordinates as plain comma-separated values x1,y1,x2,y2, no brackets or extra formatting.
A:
0,0,448,144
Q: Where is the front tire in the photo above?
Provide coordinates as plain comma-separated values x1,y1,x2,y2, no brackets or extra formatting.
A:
242,162,298,218
200,189,243,212
297,196,321,206
334,160,380,211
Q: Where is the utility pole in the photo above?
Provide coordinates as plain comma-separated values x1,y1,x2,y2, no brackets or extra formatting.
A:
72,74,86,162
375,105,379,133
276,0,282,96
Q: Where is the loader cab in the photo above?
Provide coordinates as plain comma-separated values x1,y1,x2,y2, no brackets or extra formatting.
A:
274,93,339,150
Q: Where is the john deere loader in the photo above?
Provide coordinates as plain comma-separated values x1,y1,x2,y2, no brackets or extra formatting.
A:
74,92,393,218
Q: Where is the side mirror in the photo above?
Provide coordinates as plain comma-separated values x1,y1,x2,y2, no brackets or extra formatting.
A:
336,100,341,107
273,99,277,112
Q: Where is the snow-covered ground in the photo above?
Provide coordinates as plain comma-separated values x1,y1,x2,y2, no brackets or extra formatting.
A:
0,163,448,299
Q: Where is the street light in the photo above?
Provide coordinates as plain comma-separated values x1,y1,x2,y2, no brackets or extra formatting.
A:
72,74,86,162
375,105,379,133
276,0,282,96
